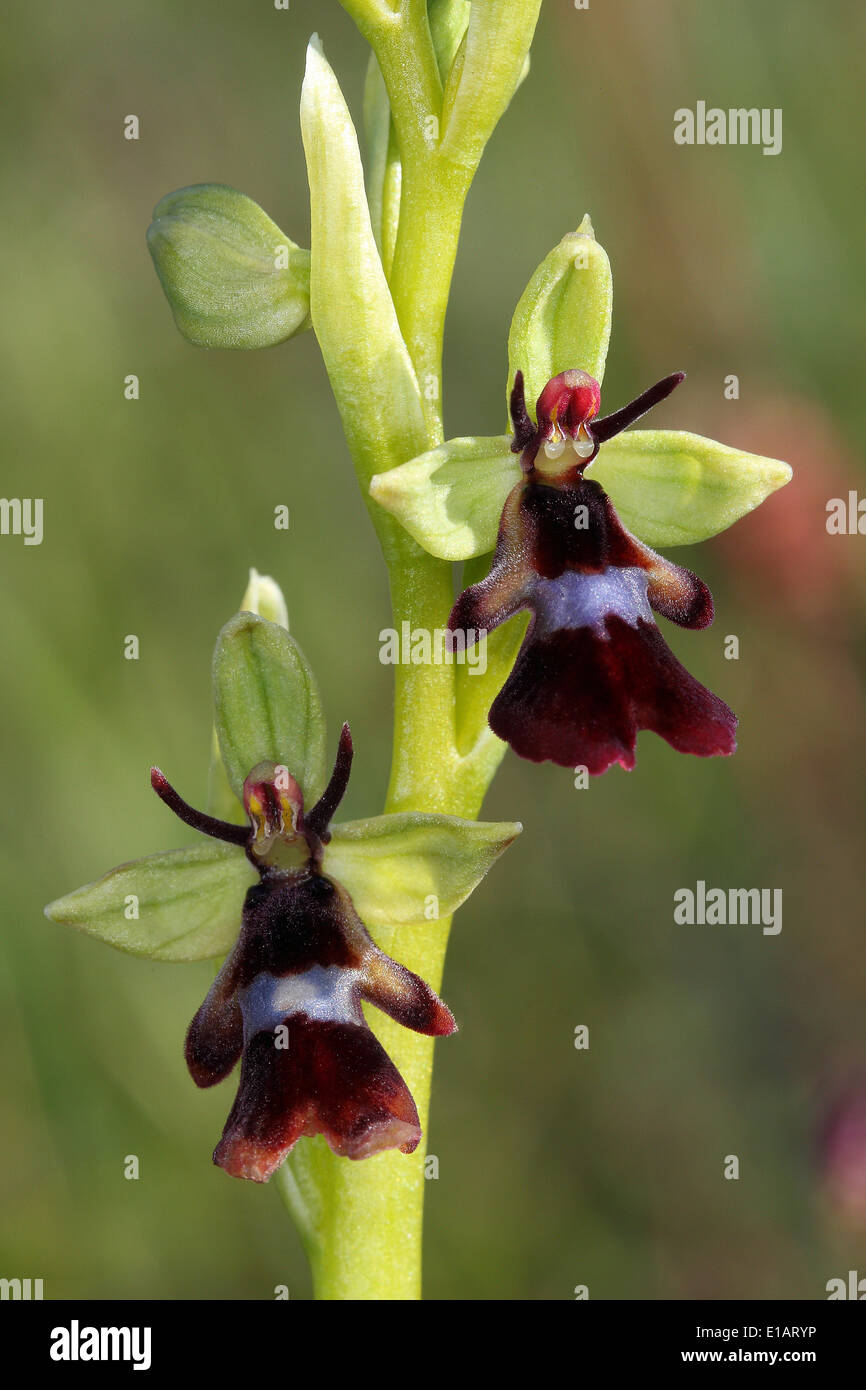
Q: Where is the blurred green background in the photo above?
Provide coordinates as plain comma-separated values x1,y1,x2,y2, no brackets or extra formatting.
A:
2,0,864,1300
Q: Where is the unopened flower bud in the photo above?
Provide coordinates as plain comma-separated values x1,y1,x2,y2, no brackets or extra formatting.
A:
147,184,310,349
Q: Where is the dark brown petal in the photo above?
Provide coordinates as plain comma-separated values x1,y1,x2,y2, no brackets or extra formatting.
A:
361,950,457,1036
449,561,529,638
232,872,363,984
213,1017,421,1181
589,372,685,445
489,614,737,773
304,723,354,843
644,555,715,629
504,476,652,580
151,767,250,847
449,482,533,636
185,953,244,1088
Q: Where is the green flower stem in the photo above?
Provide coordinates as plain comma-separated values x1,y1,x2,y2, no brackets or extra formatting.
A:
277,537,483,1298
279,6,537,1300
372,8,443,167
278,534,493,1302
365,13,470,435
279,207,486,1305
387,162,472,432
279,533,501,1297
279,918,453,1300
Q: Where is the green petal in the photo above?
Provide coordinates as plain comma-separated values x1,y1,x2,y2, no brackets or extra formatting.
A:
147,184,311,349
322,813,521,927
587,429,793,547
45,843,256,962
507,214,613,415
212,612,327,805
370,435,520,560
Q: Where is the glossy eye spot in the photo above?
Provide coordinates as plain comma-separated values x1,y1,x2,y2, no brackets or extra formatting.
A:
543,434,567,461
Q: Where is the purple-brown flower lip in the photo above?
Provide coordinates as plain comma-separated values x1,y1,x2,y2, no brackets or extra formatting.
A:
152,725,457,1181
187,866,455,1181
511,366,686,473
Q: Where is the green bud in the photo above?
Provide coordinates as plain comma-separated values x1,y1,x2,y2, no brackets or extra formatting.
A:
240,567,290,628
587,429,793,548
212,612,327,806
147,184,311,349
508,215,613,416
208,570,291,822
45,842,255,962
322,812,522,928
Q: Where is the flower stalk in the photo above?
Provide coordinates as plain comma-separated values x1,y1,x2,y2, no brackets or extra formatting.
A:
284,13,539,1294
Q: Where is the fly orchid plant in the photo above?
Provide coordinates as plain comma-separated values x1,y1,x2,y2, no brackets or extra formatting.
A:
45,1,791,1300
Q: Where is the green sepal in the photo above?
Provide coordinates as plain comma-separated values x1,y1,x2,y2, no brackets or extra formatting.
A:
372,423,792,560
322,812,521,927
587,429,793,547
44,842,256,963
208,569,291,824
507,215,612,415
212,612,327,806
147,184,311,350
370,435,519,561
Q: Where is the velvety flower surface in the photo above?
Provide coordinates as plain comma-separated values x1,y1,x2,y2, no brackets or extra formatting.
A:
153,727,454,1182
449,370,738,773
